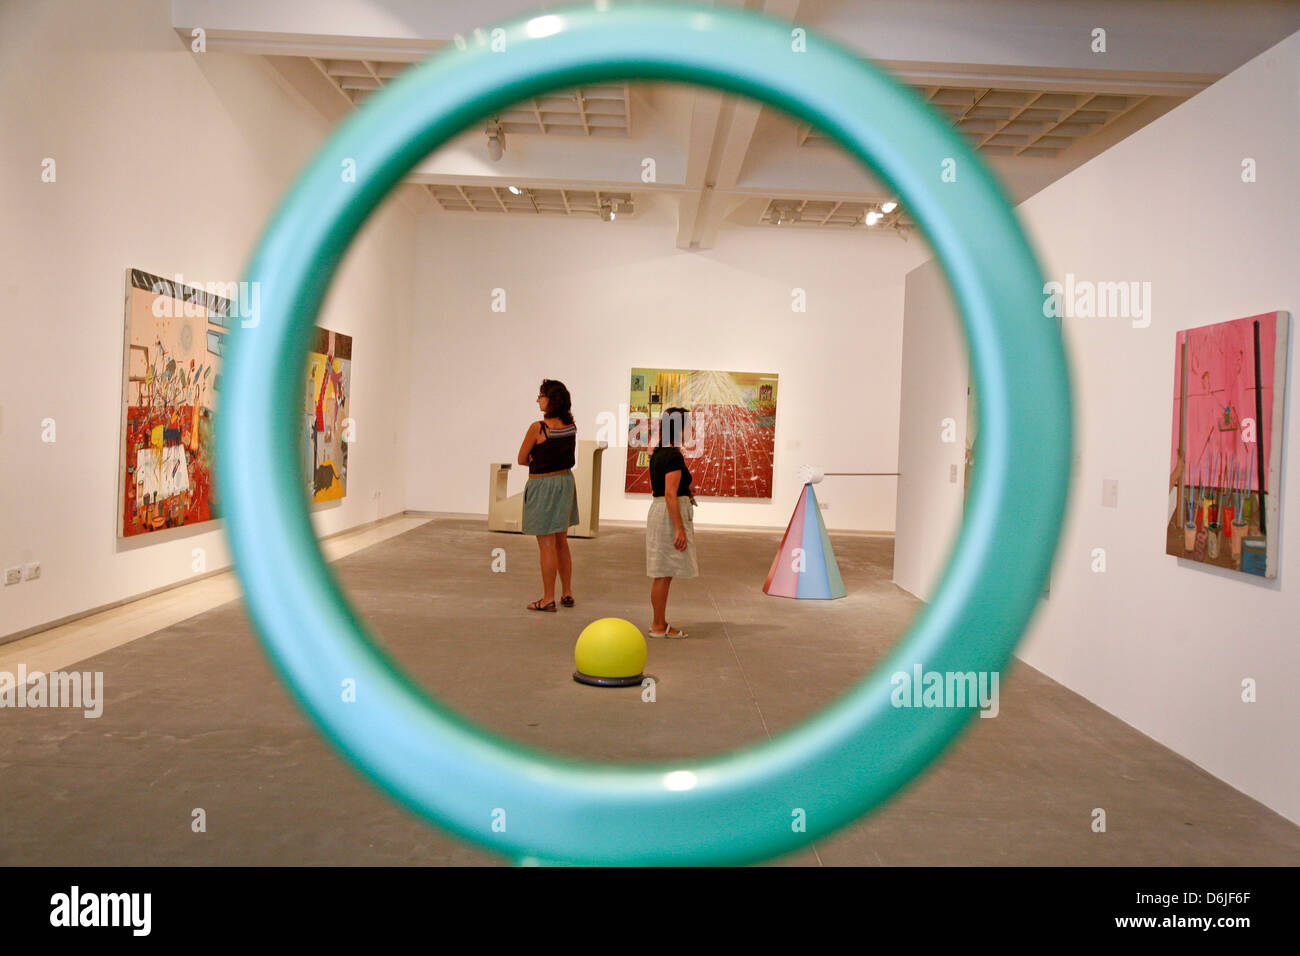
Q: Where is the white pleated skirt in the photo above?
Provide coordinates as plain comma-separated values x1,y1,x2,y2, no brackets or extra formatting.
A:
646,496,698,579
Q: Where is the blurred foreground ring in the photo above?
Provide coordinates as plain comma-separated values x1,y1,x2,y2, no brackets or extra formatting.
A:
216,2,1071,866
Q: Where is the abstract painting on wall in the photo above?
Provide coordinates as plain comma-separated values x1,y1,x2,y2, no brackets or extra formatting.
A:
118,269,229,537
120,269,355,537
305,327,352,503
624,368,777,498
1167,311,1290,577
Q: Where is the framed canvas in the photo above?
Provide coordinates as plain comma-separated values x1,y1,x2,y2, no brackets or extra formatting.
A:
119,268,356,537
118,269,230,537
624,367,778,499
1167,311,1290,577
305,327,352,503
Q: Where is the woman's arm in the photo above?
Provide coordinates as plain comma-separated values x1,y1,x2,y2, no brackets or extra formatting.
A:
517,421,542,466
664,470,688,551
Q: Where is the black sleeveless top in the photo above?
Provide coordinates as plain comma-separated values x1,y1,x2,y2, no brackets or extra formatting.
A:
529,421,576,474
650,447,692,497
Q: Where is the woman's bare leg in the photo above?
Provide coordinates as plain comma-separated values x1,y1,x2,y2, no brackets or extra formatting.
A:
554,532,573,599
535,535,558,604
651,577,672,632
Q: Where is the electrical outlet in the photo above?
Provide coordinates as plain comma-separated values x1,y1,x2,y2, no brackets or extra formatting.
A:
24,561,40,581
1102,479,1119,508
4,566,21,586
949,464,959,483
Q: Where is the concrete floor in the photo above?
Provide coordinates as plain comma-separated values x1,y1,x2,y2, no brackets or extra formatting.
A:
2,515,1297,866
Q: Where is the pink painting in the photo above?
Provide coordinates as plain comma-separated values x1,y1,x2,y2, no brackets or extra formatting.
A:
1167,311,1290,577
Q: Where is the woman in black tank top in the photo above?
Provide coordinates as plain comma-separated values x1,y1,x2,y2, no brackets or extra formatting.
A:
517,379,580,612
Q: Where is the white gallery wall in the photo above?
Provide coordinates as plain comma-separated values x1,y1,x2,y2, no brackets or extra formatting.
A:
406,197,928,531
893,258,968,600
0,0,416,640
895,31,1300,822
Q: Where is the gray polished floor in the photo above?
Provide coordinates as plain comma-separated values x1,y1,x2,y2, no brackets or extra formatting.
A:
2,515,1297,865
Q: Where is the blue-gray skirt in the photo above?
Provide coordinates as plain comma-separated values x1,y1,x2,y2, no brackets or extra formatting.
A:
523,470,580,535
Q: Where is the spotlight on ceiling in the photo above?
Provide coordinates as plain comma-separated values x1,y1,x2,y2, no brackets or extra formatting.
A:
771,203,801,226
865,210,882,226
486,120,505,161
508,185,522,195
881,199,898,214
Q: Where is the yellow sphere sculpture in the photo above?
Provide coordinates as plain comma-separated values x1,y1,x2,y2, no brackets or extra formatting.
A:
574,618,647,687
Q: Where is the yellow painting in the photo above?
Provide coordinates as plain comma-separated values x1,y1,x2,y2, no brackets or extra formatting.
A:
305,328,353,503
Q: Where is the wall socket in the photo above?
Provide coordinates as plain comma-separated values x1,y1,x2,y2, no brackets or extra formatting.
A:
24,561,40,581
4,566,21,586
1102,479,1119,508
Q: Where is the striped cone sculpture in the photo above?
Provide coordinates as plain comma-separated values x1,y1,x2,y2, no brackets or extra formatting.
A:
763,482,846,599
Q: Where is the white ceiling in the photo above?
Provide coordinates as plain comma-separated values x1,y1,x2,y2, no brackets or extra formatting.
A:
173,0,1300,249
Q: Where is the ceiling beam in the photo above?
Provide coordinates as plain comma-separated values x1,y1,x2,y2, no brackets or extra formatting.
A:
675,0,803,250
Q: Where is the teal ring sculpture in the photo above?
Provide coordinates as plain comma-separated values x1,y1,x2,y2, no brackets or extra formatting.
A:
217,2,1071,865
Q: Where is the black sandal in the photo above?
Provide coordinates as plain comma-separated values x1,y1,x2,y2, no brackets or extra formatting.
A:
527,599,557,612
561,595,575,607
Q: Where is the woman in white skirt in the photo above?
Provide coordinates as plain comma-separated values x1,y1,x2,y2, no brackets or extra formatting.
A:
646,407,698,638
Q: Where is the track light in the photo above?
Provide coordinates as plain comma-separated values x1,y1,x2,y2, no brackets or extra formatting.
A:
485,120,505,161
881,199,897,214
771,203,801,225
865,210,882,226
508,185,522,195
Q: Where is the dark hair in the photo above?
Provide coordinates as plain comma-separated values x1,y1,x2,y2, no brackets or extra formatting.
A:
658,407,689,448
539,379,573,425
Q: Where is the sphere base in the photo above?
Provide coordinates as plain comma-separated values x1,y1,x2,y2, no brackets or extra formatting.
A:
573,670,644,688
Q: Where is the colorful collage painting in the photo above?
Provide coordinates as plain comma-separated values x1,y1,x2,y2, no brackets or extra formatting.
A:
119,268,355,538
118,270,229,537
305,328,352,503
1166,311,1290,577
624,368,778,498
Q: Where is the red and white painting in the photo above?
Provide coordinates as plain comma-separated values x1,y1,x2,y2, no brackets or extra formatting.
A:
624,367,778,499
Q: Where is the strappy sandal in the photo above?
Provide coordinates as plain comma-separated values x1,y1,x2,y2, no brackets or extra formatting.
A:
561,595,575,607
649,625,687,639
527,599,557,612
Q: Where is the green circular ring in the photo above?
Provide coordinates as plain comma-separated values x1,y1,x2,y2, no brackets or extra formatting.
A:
217,2,1071,865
